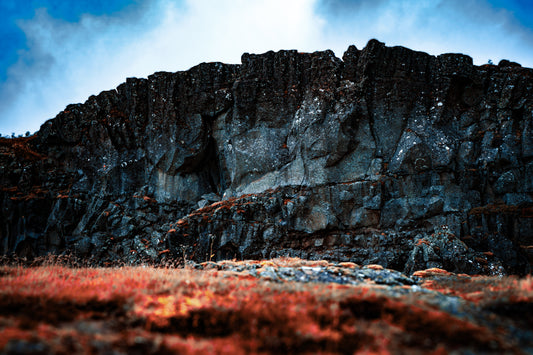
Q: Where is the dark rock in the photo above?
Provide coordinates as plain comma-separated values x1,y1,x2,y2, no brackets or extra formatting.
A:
202,258,417,286
499,59,522,68
404,225,506,276
4,339,50,355
1,40,532,275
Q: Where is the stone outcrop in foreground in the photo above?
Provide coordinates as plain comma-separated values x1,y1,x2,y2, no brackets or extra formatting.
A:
1,39,532,275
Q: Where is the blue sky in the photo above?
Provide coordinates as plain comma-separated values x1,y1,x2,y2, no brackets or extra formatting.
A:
1,0,532,136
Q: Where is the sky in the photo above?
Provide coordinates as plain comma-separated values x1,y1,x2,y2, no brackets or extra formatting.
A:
1,0,532,136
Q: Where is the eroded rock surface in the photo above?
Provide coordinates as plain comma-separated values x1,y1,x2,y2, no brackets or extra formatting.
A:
1,40,532,275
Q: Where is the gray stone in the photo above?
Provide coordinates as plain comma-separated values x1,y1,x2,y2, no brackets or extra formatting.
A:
494,171,517,194
381,198,410,228
1,40,531,276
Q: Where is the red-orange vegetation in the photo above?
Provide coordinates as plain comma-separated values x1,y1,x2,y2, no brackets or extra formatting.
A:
412,268,451,278
0,260,530,354
1,186,18,193
10,193,38,201
522,207,533,218
0,136,45,161
338,262,359,269
365,264,384,270
176,219,188,227
519,276,533,292
5,185,51,201
173,190,285,229
469,203,520,216
415,238,431,247
109,108,127,119
420,272,533,308
143,196,157,203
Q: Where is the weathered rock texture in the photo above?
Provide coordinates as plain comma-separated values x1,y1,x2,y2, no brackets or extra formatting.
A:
1,40,532,275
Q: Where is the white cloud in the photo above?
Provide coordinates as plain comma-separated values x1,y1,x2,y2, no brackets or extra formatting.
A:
319,0,533,67
1,0,532,135
0,0,324,135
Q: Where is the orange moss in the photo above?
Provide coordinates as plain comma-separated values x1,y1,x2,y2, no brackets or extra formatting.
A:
469,203,520,216
412,268,452,278
0,261,529,354
143,196,157,203
173,190,284,228
0,136,44,161
365,264,384,270
0,327,32,348
338,262,359,268
1,186,18,193
416,238,430,246
5,185,52,201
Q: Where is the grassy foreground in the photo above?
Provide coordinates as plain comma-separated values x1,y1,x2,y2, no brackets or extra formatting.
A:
0,258,532,354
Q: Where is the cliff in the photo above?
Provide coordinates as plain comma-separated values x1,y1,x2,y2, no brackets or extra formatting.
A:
1,39,532,275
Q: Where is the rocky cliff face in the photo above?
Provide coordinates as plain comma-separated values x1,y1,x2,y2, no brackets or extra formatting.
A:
1,39,532,275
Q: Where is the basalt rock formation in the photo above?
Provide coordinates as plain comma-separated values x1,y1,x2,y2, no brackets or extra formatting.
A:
1,39,532,275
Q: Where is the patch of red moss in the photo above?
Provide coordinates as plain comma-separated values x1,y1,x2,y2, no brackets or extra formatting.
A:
469,203,521,216
0,136,44,161
0,263,530,354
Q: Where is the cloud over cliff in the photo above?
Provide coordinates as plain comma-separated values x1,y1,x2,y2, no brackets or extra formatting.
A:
1,0,532,135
